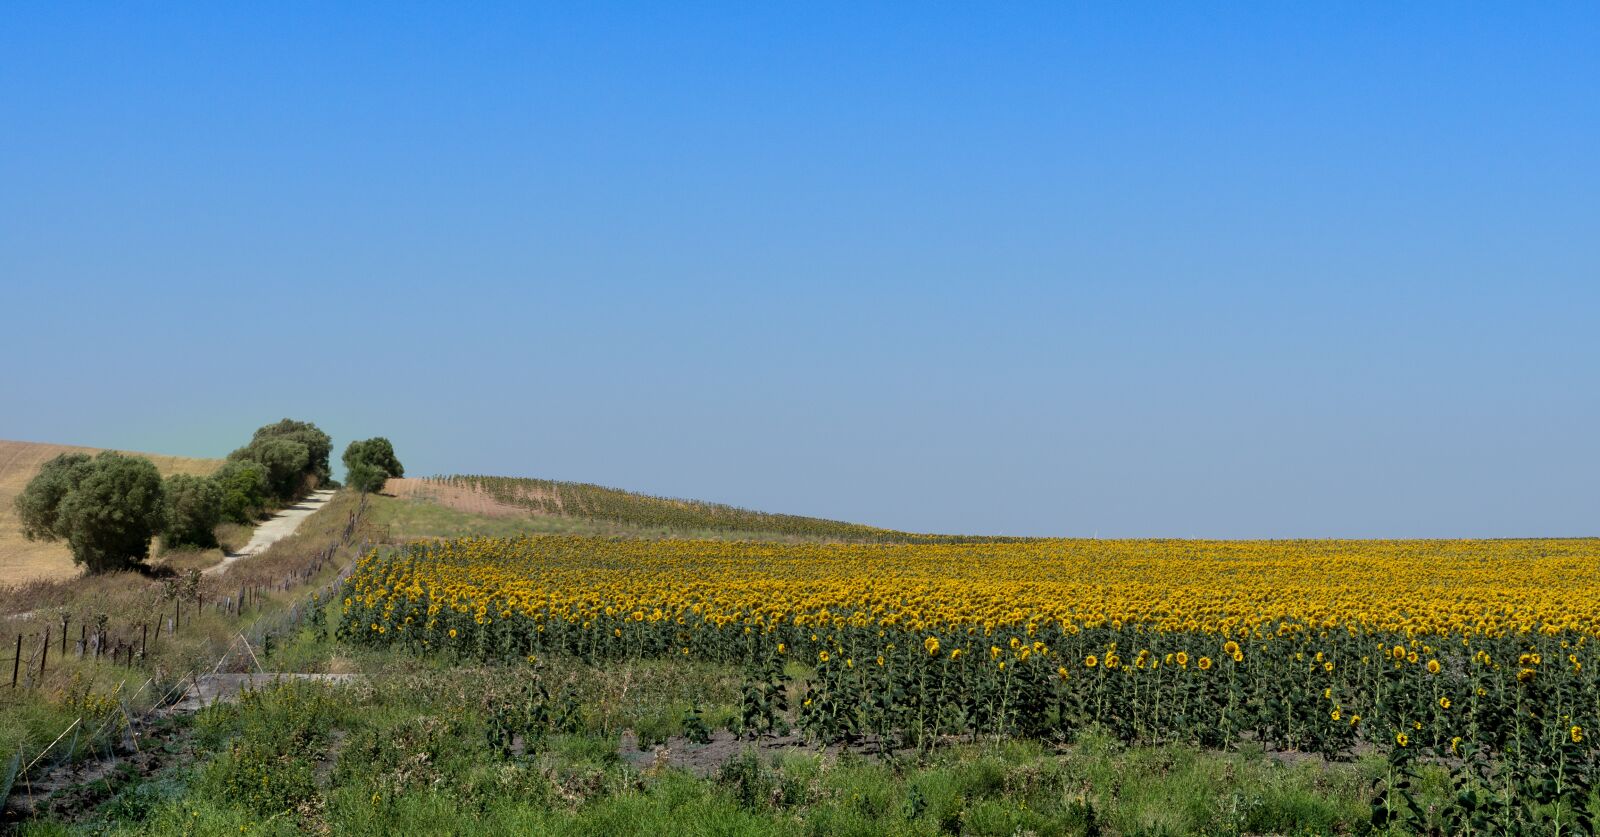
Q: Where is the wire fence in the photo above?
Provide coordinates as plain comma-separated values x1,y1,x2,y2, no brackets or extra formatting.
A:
1,493,369,816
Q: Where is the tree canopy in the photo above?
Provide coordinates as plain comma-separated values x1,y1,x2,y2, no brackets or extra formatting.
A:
14,451,166,573
227,418,332,502
343,437,404,493
164,472,223,550
213,459,270,524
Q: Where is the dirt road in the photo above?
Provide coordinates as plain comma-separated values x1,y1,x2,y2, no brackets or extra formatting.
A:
205,489,337,576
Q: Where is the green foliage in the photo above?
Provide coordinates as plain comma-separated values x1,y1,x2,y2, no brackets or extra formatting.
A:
343,437,404,494
345,461,387,495
162,473,222,550
213,458,270,523
228,418,331,501
683,704,713,745
197,736,319,817
482,676,581,759
193,682,338,818
13,452,91,540
14,451,166,572
739,651,791,738
239,437,311,500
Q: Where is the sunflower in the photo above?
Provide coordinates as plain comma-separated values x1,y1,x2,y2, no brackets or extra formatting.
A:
1198,656,1213,670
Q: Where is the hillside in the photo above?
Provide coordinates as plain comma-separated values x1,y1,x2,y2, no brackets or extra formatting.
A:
381,474,1025,544
0,439,222,584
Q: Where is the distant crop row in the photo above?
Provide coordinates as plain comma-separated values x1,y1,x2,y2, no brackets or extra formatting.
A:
431,474,1022,543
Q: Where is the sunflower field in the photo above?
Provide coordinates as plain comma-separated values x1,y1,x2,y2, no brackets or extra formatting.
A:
342,535,1600,832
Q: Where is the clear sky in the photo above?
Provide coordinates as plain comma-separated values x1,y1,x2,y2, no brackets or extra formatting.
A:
2,3,1595,538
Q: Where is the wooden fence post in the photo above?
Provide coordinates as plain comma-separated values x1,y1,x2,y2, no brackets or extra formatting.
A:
39,628,49,683
10,634,19,688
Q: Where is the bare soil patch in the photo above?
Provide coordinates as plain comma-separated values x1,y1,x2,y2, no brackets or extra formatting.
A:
617,730,916,776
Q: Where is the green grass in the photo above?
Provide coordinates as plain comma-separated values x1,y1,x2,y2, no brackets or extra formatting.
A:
15,638,1435,836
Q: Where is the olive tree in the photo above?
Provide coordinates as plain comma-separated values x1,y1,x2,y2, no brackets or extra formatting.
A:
342,437,404,494
214,459,270,523
163,473,223,549
227,418,332,501
14,451,166,573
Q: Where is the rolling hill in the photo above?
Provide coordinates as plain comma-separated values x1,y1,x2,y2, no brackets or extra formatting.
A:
380,474,1026,544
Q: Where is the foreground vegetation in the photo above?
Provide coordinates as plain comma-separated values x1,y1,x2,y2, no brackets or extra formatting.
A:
0,490,373,773
341,534,1600,833
11,468,1600,834
13,645,1400,836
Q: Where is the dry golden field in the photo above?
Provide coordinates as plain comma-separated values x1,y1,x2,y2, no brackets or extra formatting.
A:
0,439,221,585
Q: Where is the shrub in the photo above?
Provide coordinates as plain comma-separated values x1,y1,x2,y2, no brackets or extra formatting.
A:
197,738,318,817
342,437,404,494
214,459,271,523
163,473,223,549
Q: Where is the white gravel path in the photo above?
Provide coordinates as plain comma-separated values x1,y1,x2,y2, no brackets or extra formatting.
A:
205,489,337,576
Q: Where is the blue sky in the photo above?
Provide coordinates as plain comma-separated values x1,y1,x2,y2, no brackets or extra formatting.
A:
2,3,1595,537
